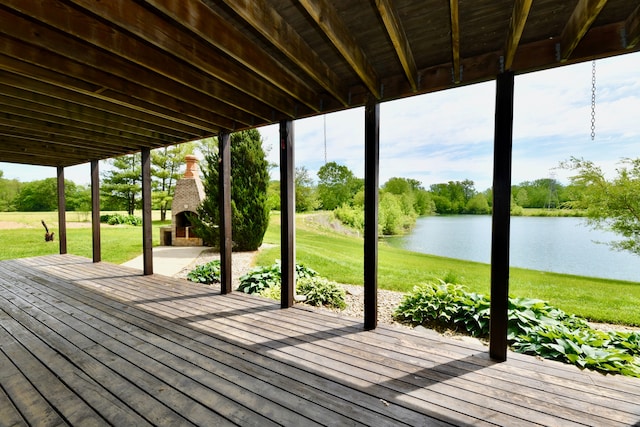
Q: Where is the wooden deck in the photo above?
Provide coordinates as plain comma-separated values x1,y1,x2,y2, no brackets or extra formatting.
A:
1,255,639,426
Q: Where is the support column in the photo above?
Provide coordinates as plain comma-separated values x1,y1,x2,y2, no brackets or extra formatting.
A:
280,120,295,308
141,148,153,275
56,166,67,255
219,131,233,294
490,71,515,361
364,97,380,330
90,160,101,263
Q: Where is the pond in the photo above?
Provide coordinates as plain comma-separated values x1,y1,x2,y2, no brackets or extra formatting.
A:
385,215,640,282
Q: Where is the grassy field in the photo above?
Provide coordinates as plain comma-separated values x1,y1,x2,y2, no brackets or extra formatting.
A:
2,210,639,325
257,213,640,326
0,211,170,264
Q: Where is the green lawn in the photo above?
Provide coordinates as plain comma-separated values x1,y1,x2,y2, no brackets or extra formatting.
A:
258,213,640,326
0,211,169,264
2,210,639,326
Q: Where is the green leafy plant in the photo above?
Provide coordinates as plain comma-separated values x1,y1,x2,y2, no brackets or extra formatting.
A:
259,283,282,300
245,262,345,310
238,263,281,294
187,260,221,285
394,279,640,377
297,277,346,309
238,260,319,294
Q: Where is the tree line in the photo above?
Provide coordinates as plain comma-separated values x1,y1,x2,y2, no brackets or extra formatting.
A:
2,134,638,256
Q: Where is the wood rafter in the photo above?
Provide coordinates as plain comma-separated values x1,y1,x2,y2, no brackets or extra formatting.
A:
560,0,609,61
145,0,321,112
449,0,461,83
626,4,640,49
5,0,295,119
504,0,533,70
217,0,349,106
375,0,418,92
298,0,381,99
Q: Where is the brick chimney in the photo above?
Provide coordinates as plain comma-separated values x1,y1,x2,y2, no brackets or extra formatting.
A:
166,155,206,246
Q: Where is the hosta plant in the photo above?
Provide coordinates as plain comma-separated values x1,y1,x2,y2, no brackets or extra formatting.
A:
394,278,640,377
187,260,221,285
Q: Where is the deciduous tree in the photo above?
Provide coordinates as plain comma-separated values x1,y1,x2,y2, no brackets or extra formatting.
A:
562,157,640,256
151,142,195,221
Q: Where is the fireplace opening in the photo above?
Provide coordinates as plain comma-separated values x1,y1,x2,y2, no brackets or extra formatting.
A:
175,211,197,238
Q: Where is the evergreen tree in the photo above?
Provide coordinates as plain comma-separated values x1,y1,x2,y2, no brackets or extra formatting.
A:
191,129,270,251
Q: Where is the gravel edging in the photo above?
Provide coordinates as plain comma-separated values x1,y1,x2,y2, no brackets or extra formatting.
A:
173,245,640,335
172,245,411,329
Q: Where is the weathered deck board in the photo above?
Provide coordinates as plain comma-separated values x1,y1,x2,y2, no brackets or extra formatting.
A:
1,255,639,426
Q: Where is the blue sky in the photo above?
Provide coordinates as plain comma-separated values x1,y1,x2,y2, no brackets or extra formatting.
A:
2,52,639,192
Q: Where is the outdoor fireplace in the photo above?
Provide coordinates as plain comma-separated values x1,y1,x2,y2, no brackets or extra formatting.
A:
160,154,205,246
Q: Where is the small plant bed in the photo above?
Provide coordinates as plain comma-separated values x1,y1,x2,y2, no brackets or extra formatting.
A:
187,260,221,285
238,261,346,310
394,280,640,378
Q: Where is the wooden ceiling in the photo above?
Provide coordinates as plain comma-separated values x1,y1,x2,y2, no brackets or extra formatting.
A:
0,0,638,167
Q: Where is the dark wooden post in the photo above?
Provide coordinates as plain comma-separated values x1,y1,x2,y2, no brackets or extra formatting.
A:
90,160,101,263
280,120,295,308
364,97,380,330
56,166,67,255
141,148,153,275
490,71,515,361
219,131,233,294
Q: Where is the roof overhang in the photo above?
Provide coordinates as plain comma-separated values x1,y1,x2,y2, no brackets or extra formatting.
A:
0,0,638,167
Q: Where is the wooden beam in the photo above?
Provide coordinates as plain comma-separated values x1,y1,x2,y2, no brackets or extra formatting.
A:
62,0,299,117
626,4,640,49
375,0,418,92
449,0,461,83
0,83,197,141
504,0,533,70
560,0,609,61
364,97,379,330
490,71,515,362
0,102,164,149
146,0,321,112
222,0,349,106
219,132,232,294
91,160,101,263
299,0,381,99
279,120,295,308
57,166,67,255
0,9,257,128
141,148,153,275
0,68,212,136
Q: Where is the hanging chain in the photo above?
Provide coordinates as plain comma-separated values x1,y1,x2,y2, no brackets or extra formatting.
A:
590,60,596,141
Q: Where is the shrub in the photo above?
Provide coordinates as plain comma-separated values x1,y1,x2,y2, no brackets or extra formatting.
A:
259,283,282,300
238,263,281,294
333,204,364,232
99,213,142,226
242,261,345,310
394,280,490,336
187,260,221,285
297,277,346,309
394,280,640,377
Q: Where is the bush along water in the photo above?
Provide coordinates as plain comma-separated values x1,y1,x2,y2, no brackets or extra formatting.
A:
238,261,346,310
394,280,640,378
